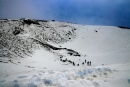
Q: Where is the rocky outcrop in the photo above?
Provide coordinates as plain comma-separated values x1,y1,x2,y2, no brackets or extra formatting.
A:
0,19,80,58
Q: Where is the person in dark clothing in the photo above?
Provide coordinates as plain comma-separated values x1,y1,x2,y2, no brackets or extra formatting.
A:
77,64,79,66
62,60,66,62
73,62,75,66
90,61,91,66
87,61,89,66
68,60,72,63
85,59,86,63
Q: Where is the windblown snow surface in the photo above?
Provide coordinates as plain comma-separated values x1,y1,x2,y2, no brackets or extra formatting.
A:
0,19,130,87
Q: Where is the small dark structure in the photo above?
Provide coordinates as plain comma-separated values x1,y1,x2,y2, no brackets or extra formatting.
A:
77,64,79,66
60,59,62,61
82,62,84,65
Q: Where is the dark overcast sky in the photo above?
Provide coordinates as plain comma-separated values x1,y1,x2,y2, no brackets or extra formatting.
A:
0,0,130,27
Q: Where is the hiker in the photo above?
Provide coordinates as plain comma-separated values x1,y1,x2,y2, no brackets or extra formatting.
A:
90,61,91,66
73,62,75,66
77,64,79,66
60,56,63,58
68,60,72,63
85,59,86,63
62,60,66,62
87,61,89,66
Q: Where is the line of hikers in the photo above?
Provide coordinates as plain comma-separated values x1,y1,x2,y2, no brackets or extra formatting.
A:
86,59,91,66
60,58,91,66
81,59,91,66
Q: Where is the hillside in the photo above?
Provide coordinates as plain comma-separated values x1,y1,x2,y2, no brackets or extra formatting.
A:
0,19,130,87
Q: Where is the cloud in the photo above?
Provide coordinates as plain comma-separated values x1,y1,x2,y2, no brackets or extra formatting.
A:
0,0,42,19
0,0,130,27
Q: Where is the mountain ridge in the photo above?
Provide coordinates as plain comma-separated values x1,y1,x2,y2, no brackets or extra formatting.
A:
0,18,81,59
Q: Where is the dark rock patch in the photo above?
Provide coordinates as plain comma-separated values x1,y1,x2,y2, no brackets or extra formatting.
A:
32,38,81,57
23,19,40,25
37,20,48,22
117,26,130,29
127,79,130,84
13,29,21,35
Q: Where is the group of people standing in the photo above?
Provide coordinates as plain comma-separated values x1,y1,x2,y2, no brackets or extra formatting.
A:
83,59,91,66
60,58,91,66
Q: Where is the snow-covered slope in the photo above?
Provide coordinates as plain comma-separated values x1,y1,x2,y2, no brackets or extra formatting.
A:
0,19,130,87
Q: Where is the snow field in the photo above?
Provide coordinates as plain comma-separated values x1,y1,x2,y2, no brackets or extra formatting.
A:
0,67,113,87
0,19,130,87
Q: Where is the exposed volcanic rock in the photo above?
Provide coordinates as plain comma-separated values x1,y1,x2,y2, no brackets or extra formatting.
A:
0,19,80,58
117,26,130,29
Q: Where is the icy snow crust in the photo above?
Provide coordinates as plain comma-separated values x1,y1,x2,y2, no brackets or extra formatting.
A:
0,19,130,87
0,67,112,87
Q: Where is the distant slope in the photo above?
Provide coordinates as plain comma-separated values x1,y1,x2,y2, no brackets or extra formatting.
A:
0,19,130,65
0,19,80,58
